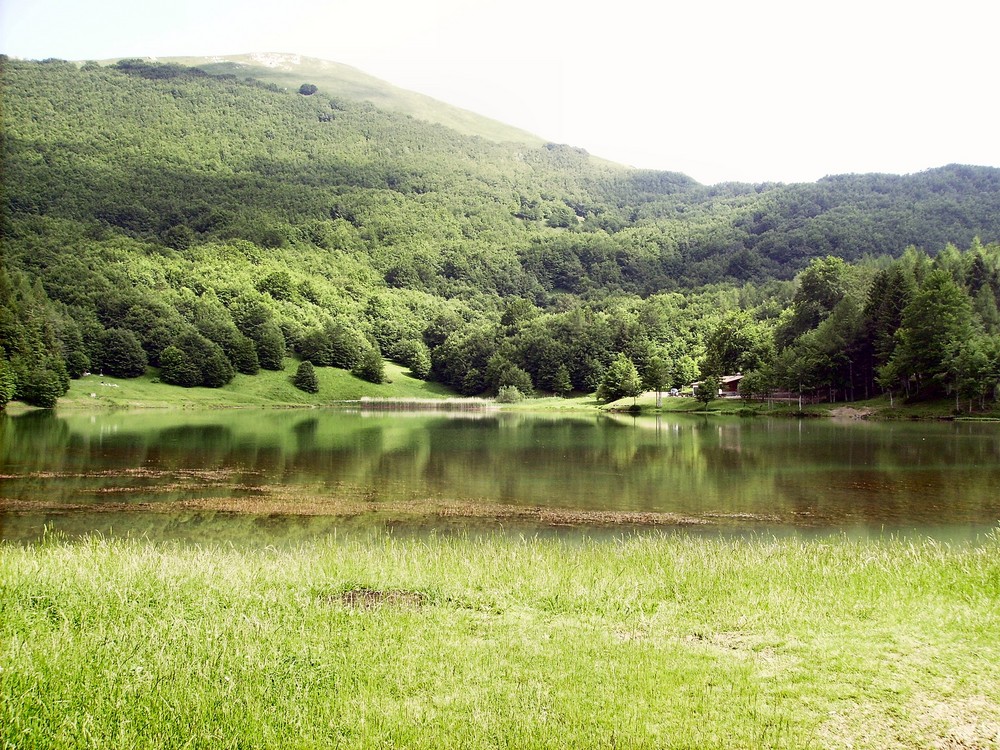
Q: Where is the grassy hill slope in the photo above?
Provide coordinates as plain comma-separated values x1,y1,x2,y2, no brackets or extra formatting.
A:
162,52,548,147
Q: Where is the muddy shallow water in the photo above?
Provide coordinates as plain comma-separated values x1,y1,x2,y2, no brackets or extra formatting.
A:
2,409,998,544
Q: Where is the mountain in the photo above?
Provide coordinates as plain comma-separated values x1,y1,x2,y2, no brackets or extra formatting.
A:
1,54,999,408
143,52,548,147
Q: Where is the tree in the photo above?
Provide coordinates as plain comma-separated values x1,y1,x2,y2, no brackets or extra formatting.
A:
199,346,235,388
500,297,537,329
327,323,364,370
0,358,18,410
496,385,526,403
597,353,643,403
159,345,201,387
353,345,385,384
298,83,318,96
485,354,534,396
16,367,65,408
858,264,915,398
157,332,234,388
255,322,286,371
642,355,672,408
227,334,260,375
695,373,721,407
883,269,976,399
257,271,294,301
230,296,285,370
775,256,850,348
946,334,994,412
702,311,773,376
300,328,334,367
292,360,319,393
737,368,773,402
396,338,431,379
552,364,573,397
97,328,148,378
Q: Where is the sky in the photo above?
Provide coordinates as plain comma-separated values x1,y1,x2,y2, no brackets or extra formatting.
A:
2,0,998,185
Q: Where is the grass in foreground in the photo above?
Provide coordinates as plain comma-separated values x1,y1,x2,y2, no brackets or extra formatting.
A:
2,533,998,749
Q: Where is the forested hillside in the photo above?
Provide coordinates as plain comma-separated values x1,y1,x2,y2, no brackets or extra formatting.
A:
2,56,999,410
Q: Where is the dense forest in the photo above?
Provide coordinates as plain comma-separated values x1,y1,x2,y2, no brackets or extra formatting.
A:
2,56,999,410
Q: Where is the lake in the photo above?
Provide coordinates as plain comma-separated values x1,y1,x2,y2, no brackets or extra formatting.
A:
1,408,998,544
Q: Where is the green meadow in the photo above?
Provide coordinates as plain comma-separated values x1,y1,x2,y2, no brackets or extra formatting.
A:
53,359,455,410
2,533,998,749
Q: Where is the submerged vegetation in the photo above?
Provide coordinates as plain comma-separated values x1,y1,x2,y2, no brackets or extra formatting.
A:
1,56,999,413
2,533,998,749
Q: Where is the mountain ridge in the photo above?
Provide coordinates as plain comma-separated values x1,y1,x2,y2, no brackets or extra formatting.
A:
126,52,551,150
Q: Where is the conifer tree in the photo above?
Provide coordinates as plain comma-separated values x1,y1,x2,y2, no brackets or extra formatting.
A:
293,360,319,393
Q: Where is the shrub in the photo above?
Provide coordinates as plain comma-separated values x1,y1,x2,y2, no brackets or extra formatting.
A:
496,385,526,404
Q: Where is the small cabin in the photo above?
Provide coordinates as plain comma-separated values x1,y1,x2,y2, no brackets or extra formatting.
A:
720,374,743,395
690,373,744,397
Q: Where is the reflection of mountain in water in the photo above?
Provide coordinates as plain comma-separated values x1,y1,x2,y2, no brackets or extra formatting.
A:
2,410,998,542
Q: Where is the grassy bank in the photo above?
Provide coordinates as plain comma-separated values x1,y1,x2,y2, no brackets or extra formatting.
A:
8,362,997,420
2,533,998,749
600,392,1000,421
50,359,457,410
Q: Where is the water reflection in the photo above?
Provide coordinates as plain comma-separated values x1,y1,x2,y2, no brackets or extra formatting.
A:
1,409,998,544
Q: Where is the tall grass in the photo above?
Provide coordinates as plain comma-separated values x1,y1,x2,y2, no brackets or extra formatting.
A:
2,533,998,748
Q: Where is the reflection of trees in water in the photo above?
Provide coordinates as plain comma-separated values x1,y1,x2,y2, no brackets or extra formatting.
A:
3,412,999,532
1,411,76,471
413,416,783,513
772,422,1000,527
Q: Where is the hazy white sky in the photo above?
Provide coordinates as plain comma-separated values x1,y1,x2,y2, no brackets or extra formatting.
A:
2,0,998,184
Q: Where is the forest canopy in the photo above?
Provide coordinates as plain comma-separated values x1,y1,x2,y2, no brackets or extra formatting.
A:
1,57,999,410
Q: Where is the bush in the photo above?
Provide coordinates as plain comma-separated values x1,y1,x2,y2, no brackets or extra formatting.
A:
496,385,526,404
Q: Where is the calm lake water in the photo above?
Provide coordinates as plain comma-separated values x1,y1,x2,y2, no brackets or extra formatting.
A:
1,408,998,544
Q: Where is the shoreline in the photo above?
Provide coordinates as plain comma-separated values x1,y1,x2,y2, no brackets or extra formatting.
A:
3,365,998,421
